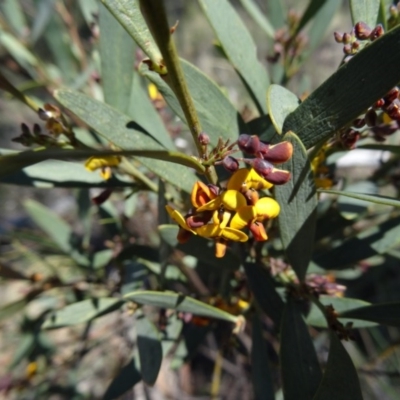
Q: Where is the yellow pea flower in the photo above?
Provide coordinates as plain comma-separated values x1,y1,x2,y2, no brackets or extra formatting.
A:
227,168,273,192
85,155,121,180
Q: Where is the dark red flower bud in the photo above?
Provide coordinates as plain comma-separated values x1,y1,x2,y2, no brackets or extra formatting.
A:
334,32,343,43
92,189,113,205
369,24,384,41
177,228,192,243
354,22,372,40
365,108,377,127
264,169,291,185
237,134,261,155
384,87,399,105
21,123,30,135
251,158,274,178
343,32,352,44
343,44,353,55
262,141,293,164
373,99,385,109
207,184,220,196
198,132,210,145
33,123,42,136
386,99,400,120
222,156,239,172
351,41,360,52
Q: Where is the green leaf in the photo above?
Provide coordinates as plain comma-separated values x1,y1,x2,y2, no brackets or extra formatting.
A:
284,24,400,149
340,302,400,327
313,333,363,400
0,0,28,37
266,0,285,29
251,313,275,400
136,313,163,385
24,199,90,266
161,315,183,357
358,143,400,154
198,0,269,114
320,188,400,209
0,297,34,322
128,73,175,150
337,181,378,220
159,224,241,270
314,215,400,269
103,358,141,400
307,296,377,328
140,59,242,145
99,2,135,114
123,290,239,323
299,0,341,67
296,0,331,33
238,0,275,38
274,132,318,281
243,262,284,326
280,298,322,400
0,159,134,188
42,298,123,329
350,0,380,27
100,0,162,65
267,85,300,134
54,89,198,192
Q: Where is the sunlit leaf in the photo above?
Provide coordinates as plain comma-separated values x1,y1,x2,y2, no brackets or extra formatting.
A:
350,0,380,27
198,0,269,114
42,298,124,329
124,290,239,323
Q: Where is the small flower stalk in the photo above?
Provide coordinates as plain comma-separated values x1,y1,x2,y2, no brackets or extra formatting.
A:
166,134,293,258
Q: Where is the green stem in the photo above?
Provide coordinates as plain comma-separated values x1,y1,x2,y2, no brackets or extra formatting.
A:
139,0,218,185
119,158,158,192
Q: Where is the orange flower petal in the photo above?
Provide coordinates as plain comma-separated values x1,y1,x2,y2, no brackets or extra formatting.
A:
249,222,268,241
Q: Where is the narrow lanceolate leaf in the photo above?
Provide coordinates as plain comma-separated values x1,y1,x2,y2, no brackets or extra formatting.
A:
42,298,123,329
283,25,400,149
243,263,284,326
103,358,141,400
99,2,135,114
24,199,90,266
350,0,380,27
340,302,400,327
54,89,197,193
306,296,376,329
313,333,363,400
239,0,275,38
251,314,275,400
296,0,332,33
136,313,163,385
140,60,243,145
267,85,300,134
319,189,400,209
198,0,269,114
128,72,175,150
100,0,162,66
266,0,285,29
280,298,322,400
274,132,317,281
0,160,134,188
314,215,400,269
124,290,239,323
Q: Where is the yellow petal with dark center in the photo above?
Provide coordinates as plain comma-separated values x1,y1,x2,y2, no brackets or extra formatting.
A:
227,168,250,191
196,196,221,212
221,190,247,211
196,224,221,238
254,197,280,220
165,205,196,234
230,206,256,230
226,168,273,192
221,227,248,242
85,155,121,171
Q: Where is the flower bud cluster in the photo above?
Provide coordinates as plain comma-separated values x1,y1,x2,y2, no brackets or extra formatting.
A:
334,21,384,60
266,9,308,72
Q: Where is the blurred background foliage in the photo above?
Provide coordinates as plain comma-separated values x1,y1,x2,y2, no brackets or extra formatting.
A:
1,0,400,399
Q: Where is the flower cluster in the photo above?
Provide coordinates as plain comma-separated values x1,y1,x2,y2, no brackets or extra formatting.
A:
166,135,293,258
